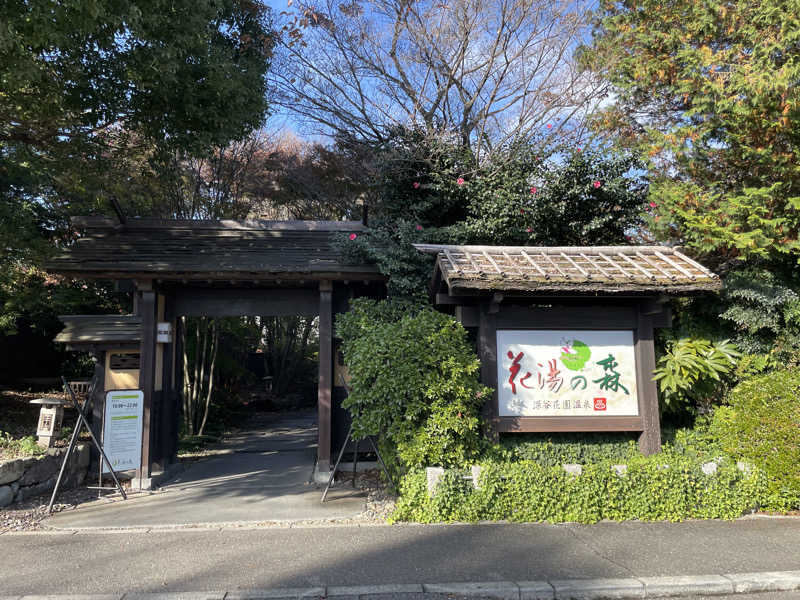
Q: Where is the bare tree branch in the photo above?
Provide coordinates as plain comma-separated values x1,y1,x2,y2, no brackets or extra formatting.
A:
272,0,604,162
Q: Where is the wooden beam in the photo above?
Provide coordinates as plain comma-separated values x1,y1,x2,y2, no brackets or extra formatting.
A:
497,416,644,433
137,289,157,486
161,294,177,465
455,306,480,328
635,307,662,454
89,350,106,470
317,281,333,473
172,288,319,317
478,306,499,441
435,293,470,305
652,305,672,329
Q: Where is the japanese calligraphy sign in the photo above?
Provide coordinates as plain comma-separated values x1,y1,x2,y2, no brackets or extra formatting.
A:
102,390,144,473
496,330,639,417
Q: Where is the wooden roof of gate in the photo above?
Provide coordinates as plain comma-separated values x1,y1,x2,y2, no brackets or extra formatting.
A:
47,217,382,281
55,315,142,346
415,244,721,296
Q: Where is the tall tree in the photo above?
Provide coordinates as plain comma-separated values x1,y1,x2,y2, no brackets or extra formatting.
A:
1,0,275,260
1,0,274,158
583,0,800,266
0,0,275,375
272,0,603,163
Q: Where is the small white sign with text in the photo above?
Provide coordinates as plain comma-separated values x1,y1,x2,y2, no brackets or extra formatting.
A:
102,390,144,473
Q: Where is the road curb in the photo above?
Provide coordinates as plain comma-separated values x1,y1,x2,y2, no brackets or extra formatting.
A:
5,570,800,600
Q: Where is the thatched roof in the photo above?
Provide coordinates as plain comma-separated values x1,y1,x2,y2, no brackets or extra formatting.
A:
415,244,721,296
47,217,381,281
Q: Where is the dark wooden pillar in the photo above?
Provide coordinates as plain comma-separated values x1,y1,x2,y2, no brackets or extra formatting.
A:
89,349,105,437
88,349,106,472
317,280,333,473
478,305,499,442
137,283,157,485
635,307,662,454
161,294,177,465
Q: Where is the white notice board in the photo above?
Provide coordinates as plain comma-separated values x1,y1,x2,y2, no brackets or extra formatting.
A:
496,330,639,417
102,390,144,473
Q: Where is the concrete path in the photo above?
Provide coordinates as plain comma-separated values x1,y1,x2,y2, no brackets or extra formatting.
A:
46,411,365,529
1,518,798,595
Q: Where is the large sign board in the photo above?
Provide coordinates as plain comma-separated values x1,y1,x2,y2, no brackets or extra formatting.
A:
102,390,144,473
497,330,638,417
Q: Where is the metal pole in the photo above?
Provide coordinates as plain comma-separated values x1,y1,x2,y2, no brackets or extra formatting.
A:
367,435,396,494
46,408,84,514
64,378,127,499
48,377,127,513
321,420,355,503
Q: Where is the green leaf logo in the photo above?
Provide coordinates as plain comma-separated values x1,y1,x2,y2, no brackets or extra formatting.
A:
560,340,591,371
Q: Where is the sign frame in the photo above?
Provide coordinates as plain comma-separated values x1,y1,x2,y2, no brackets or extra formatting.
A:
102,389,144,473
477,303,657,438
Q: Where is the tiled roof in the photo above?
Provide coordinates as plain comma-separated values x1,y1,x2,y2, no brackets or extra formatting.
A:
55,315,142,345
47,217,380,280
415,244,721,295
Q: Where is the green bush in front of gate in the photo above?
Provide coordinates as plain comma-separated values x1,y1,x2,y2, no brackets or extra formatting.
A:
710,367,800,511
336,298,491,475
391,451,767,523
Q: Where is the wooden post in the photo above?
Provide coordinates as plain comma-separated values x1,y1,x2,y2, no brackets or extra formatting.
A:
174,314,184,459
161,294,176,465
88,349,105,471
317,280,333,474
137,284,157,486
478,304,499,442
635,307,662,455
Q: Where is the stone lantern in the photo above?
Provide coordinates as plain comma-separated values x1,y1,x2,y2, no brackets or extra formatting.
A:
30,397,68,448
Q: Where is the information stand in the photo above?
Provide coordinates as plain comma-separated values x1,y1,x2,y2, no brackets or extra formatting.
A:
47,377,127,513
321,376,395,503
101,390,144,473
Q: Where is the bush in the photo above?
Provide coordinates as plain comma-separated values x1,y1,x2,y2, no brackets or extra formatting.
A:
337,299,490,474
500,432,639,467
392,452,767,523
0,431,44,459
710,368,800,511
652,336,740,413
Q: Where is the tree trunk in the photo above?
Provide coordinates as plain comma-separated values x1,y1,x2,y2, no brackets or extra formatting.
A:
198,320,219,437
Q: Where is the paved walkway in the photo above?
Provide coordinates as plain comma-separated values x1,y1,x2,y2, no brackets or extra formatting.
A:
46,411,365,529
0,519,798,596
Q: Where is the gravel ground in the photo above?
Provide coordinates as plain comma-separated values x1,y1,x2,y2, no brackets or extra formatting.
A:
356,468,398,520
0,485,125,534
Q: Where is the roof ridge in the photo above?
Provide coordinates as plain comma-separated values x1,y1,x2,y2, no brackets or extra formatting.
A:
71,216,366,232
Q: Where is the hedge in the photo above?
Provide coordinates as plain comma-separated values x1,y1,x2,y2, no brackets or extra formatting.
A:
711,367,800,511
391,453,767,524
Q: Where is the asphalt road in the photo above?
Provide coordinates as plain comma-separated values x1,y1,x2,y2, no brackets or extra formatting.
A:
0,518,798,595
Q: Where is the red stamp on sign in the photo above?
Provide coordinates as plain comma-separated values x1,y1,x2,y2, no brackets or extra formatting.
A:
593,397,607,411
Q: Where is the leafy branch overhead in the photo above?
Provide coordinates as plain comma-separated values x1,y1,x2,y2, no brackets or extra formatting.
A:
584,0,800,263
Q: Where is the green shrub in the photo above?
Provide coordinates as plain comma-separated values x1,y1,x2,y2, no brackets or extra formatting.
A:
0,431,45,458
337,299,491,474
500,432,639,467
710,368,800,511
652,337,740,412
392,453,767,524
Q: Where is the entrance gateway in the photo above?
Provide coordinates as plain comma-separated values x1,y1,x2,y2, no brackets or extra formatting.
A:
49,218,721,487
49,217,385,486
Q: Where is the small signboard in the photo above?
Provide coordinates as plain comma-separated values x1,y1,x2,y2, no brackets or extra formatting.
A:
102,390,144,473
497,329,638,417
157,321,173,343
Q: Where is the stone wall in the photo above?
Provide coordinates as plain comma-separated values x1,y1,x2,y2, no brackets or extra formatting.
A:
0,443,90,507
